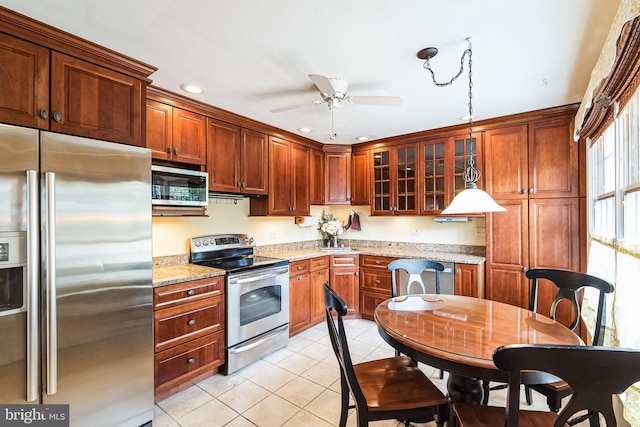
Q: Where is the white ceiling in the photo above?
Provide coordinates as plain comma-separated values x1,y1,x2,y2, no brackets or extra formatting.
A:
1,1,619,144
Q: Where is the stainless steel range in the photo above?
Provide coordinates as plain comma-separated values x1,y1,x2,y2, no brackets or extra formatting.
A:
190,234,289,374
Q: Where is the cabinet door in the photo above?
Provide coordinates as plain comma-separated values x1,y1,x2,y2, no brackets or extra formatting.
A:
267,137,292,215
454,263,484,298
310,149,325,205
172,108,206,165
371,148,392,215
207,118,241,192
486,199,530,308
146,100,173,160
0,33,49,129
394,144,419,215
484,125,528,199
240,129,269,195
421,138,448,214
529,118,578,198
330,267,359,314
452,132,484,196
310,269,329,322
325,151,351,204
290,142,310,215
351,150,370,205
289,273,311,335
50,52,143,146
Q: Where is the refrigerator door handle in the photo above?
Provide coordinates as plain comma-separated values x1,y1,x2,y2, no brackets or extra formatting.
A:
26,170,39,402
44,171,57,395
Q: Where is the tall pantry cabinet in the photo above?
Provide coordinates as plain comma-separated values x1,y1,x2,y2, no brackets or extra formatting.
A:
483,112,580,325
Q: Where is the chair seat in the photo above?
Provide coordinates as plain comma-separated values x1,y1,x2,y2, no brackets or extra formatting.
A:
353,356,447,412
454,402,566,427
531,379,572,394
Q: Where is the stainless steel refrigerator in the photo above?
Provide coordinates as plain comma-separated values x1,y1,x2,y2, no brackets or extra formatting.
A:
0,124,153,426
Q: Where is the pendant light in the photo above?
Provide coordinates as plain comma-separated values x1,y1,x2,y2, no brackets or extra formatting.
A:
418,38,505,214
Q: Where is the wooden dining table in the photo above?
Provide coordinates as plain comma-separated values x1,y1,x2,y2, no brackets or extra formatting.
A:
374,294,583,404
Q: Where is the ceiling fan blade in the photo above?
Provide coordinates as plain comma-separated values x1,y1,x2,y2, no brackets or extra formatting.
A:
348,96,402,107
269,102,316,113
308,74,336,95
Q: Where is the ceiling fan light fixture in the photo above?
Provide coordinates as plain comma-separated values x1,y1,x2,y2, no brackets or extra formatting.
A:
180,83,206,94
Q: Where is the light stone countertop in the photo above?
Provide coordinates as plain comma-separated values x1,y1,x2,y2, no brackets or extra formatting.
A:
152,264,225,287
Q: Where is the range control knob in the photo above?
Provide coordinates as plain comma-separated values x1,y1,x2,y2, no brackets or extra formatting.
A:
194,241,201,247
248,236,255,245
210,239,215,245
202,240,209,246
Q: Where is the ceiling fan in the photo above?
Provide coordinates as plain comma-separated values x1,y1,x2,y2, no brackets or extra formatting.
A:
270,74,402,140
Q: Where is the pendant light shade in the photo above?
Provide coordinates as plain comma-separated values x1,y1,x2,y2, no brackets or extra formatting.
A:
441,188,506,215
419,37,505,215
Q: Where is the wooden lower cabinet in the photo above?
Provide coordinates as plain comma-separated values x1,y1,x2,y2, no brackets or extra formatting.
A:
330,254,360,314
359,255,393,320
153,276,225,399
454,262,485,298
289,256,329,335
310,257,330,323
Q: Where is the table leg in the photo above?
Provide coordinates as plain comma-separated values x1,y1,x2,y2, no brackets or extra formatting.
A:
447,373,483,404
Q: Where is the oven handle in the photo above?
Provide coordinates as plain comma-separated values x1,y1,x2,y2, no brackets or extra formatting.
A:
424,268,454,274
228,268,289,284
228,325,289,354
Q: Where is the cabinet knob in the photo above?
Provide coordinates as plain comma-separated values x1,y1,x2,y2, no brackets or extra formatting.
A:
187,319,196,326
186,289,196,296
242,182,246,188
297,276,304,281
318,261,324,265
52,111,61,123
297,266,303,270
375,260,381,265
39,109,48,119
355,272,359,277
455,268,460,273
523,267,529,272
187,358,196,364
167,147,173,155
375,279,380,284
529,187,535,194
522,188,528,194
237,182,242,188
174,148,179,155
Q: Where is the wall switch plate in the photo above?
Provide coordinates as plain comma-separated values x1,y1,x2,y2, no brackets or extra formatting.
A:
268,232,276,240
411,228,420,236
475,227,486,238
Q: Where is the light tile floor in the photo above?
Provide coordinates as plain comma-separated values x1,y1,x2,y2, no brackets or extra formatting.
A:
154,319,588,427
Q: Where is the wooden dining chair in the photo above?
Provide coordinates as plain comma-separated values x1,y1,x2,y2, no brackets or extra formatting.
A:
482,268,614,416
455,344,640,427
323,284,448,427
388,258,447,378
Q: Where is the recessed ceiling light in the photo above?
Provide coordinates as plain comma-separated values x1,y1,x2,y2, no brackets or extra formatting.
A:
180,83,206,94
298,127,312,133
356,136,370,141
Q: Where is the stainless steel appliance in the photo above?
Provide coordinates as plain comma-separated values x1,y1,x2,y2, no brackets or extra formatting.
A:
151,165,208,207
190,234,289,374
0,124,153,426
395,261,456,296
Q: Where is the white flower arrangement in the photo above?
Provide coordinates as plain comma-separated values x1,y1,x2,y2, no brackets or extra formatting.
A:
318,209,344,237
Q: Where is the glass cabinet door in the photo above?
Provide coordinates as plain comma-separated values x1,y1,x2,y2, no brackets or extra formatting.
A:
395,145,417,214
372,149,391,213
422,140,446,212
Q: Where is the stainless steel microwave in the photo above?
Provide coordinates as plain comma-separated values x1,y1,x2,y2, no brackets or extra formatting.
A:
151,165,208,207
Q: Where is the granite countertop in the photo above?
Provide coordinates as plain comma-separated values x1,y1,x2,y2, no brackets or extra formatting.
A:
261,247,485,265
152,241,485,287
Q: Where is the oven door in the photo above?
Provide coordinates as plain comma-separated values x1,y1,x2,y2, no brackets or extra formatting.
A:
226,265,289,348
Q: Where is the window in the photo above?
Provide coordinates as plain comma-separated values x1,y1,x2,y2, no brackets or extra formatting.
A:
587,89,640,425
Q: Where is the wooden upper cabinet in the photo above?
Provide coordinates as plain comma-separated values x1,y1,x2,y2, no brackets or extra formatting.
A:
310,149,325,205
529,117,578,198
324,148,351,205
351,150,370,205
207,118,241,192
484,125,529,199
0,33,49,129
50,52,143,146
146,100,206,165
371,143,418,215
240,129,268,195
484,118,577,199
250,136,309,216
172,108,206,165
207,122,268,195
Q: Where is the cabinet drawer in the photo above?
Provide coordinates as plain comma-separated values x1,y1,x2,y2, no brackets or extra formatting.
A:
154,297,224,352
360,269,392,294
154,277,224,309
331,254,359,268
289,259,310,277
360,291,390,320
154,331,224,388
360,255,392,269
310,256,330,272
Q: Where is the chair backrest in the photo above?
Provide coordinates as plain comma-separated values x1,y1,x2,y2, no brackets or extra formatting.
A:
387,259,445,297
526,268,614,345
323,283,367,408
493,344,640,427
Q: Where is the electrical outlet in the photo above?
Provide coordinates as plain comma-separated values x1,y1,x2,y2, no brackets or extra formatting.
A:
475,227,486,238
268,232,276,240
411,228,420,236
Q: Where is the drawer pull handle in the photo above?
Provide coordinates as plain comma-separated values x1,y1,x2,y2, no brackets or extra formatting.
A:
297,266,303,270
318,261,324,265
297,276,304,281
188,358,196,364
187,289,196,296
375,260,381,265
375,279,381,284
187,319,196,326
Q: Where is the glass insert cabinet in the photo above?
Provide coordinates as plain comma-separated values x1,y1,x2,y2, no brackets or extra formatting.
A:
372,143,418,215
